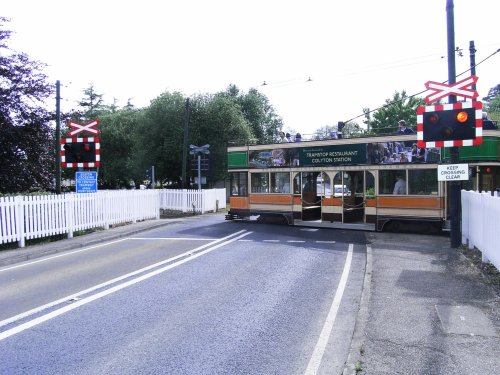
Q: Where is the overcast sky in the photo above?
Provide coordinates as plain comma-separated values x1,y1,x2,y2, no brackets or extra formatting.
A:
3,0,499,136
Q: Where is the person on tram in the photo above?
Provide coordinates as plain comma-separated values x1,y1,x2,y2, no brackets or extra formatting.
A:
393,174,406,195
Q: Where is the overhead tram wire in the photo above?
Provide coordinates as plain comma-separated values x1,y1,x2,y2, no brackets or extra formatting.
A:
343,46,500,125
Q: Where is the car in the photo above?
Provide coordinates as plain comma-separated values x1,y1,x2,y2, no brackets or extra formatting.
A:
333,184,350,197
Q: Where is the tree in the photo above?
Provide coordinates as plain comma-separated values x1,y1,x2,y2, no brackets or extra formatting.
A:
189,93,253,185
0,17,55,193
369,90,424,134
218,85,283,144
132,92,187,187
482,84,500,123
98,107,142,189
74,84,107,121
482,84,500,103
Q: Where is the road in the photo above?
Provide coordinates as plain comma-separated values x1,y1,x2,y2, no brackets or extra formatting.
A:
0,215,368,374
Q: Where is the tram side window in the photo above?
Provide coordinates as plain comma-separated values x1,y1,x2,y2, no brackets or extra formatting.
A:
408,169,438,195
230,172,248,196
293,173,301,194
379,170,407,195
251,172,269,193
270,172,290,193
366,171,375,197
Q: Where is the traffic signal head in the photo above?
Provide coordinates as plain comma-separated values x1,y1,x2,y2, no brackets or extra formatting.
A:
422,107,475,142
62,140,98,166
417,102,482,147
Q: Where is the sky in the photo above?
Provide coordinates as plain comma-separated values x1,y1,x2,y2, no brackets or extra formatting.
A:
2,0,499,136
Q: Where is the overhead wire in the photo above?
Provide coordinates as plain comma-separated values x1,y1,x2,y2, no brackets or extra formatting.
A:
343,46,500,124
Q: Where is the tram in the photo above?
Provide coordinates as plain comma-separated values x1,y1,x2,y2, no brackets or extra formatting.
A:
226,130,500,232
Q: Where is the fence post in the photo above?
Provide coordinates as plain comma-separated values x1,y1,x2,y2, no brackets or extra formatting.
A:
182,189,188,213
66,193,74,239
104,190,110,230
155,190,160,219
15,196,25,248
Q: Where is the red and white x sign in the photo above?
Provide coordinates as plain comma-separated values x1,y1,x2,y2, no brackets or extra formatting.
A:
424,75,479,104
68,119,101,136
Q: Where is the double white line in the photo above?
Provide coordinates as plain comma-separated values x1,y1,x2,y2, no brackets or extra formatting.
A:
0,230,251,341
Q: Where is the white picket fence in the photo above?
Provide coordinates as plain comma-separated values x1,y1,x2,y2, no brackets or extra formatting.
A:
158,188,226,214
461,190,500,271
0,189,226,248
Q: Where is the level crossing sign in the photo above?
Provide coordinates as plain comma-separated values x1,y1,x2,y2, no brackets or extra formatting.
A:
68,119,101,136
424,75,479,104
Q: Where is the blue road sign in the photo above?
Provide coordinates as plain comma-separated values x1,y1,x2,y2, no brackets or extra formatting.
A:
76,171,97,193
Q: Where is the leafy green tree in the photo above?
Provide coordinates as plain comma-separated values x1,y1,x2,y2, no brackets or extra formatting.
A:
132,92,187,187
73,84,107,121
483,84,500,122
0,17,55,193
189,93,253,185
218,85,283,144
482,84,500,103
369,90,424,134
98,107,142,188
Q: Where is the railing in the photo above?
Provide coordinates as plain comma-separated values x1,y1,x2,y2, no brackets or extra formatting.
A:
158,188,226,213
461,190,500,271
1,189,226,248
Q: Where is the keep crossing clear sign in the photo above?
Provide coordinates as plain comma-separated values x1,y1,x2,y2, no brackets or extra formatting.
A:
437,164,469,181
76,171,98,193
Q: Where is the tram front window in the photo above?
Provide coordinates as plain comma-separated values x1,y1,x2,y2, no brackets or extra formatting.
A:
230,172,247,196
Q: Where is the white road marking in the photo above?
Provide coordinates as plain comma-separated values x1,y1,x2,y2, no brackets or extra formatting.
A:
304,243,354,375
315,241,336,244
0,230,249,335
287,240,306,243
128,237,212,241
0,238,129,272
263,239,280,242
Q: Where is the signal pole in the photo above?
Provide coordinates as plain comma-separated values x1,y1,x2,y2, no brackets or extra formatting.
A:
55,80,61,194
469,40,477,101
182,98,190,188
446,0,461,247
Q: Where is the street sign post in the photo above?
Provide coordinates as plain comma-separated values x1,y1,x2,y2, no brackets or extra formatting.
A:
189,144,210,190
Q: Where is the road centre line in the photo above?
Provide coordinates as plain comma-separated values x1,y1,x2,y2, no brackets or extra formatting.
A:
0,230,248,331
304,243,354,375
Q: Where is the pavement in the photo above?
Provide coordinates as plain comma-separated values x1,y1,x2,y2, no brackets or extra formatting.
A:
344,231,500,375
1,217,499,374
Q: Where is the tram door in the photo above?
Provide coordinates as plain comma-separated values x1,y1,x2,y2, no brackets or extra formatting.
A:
334,171,365,223
301,172,322,221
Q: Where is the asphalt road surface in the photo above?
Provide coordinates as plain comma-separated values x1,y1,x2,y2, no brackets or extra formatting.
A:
0,215,368,375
